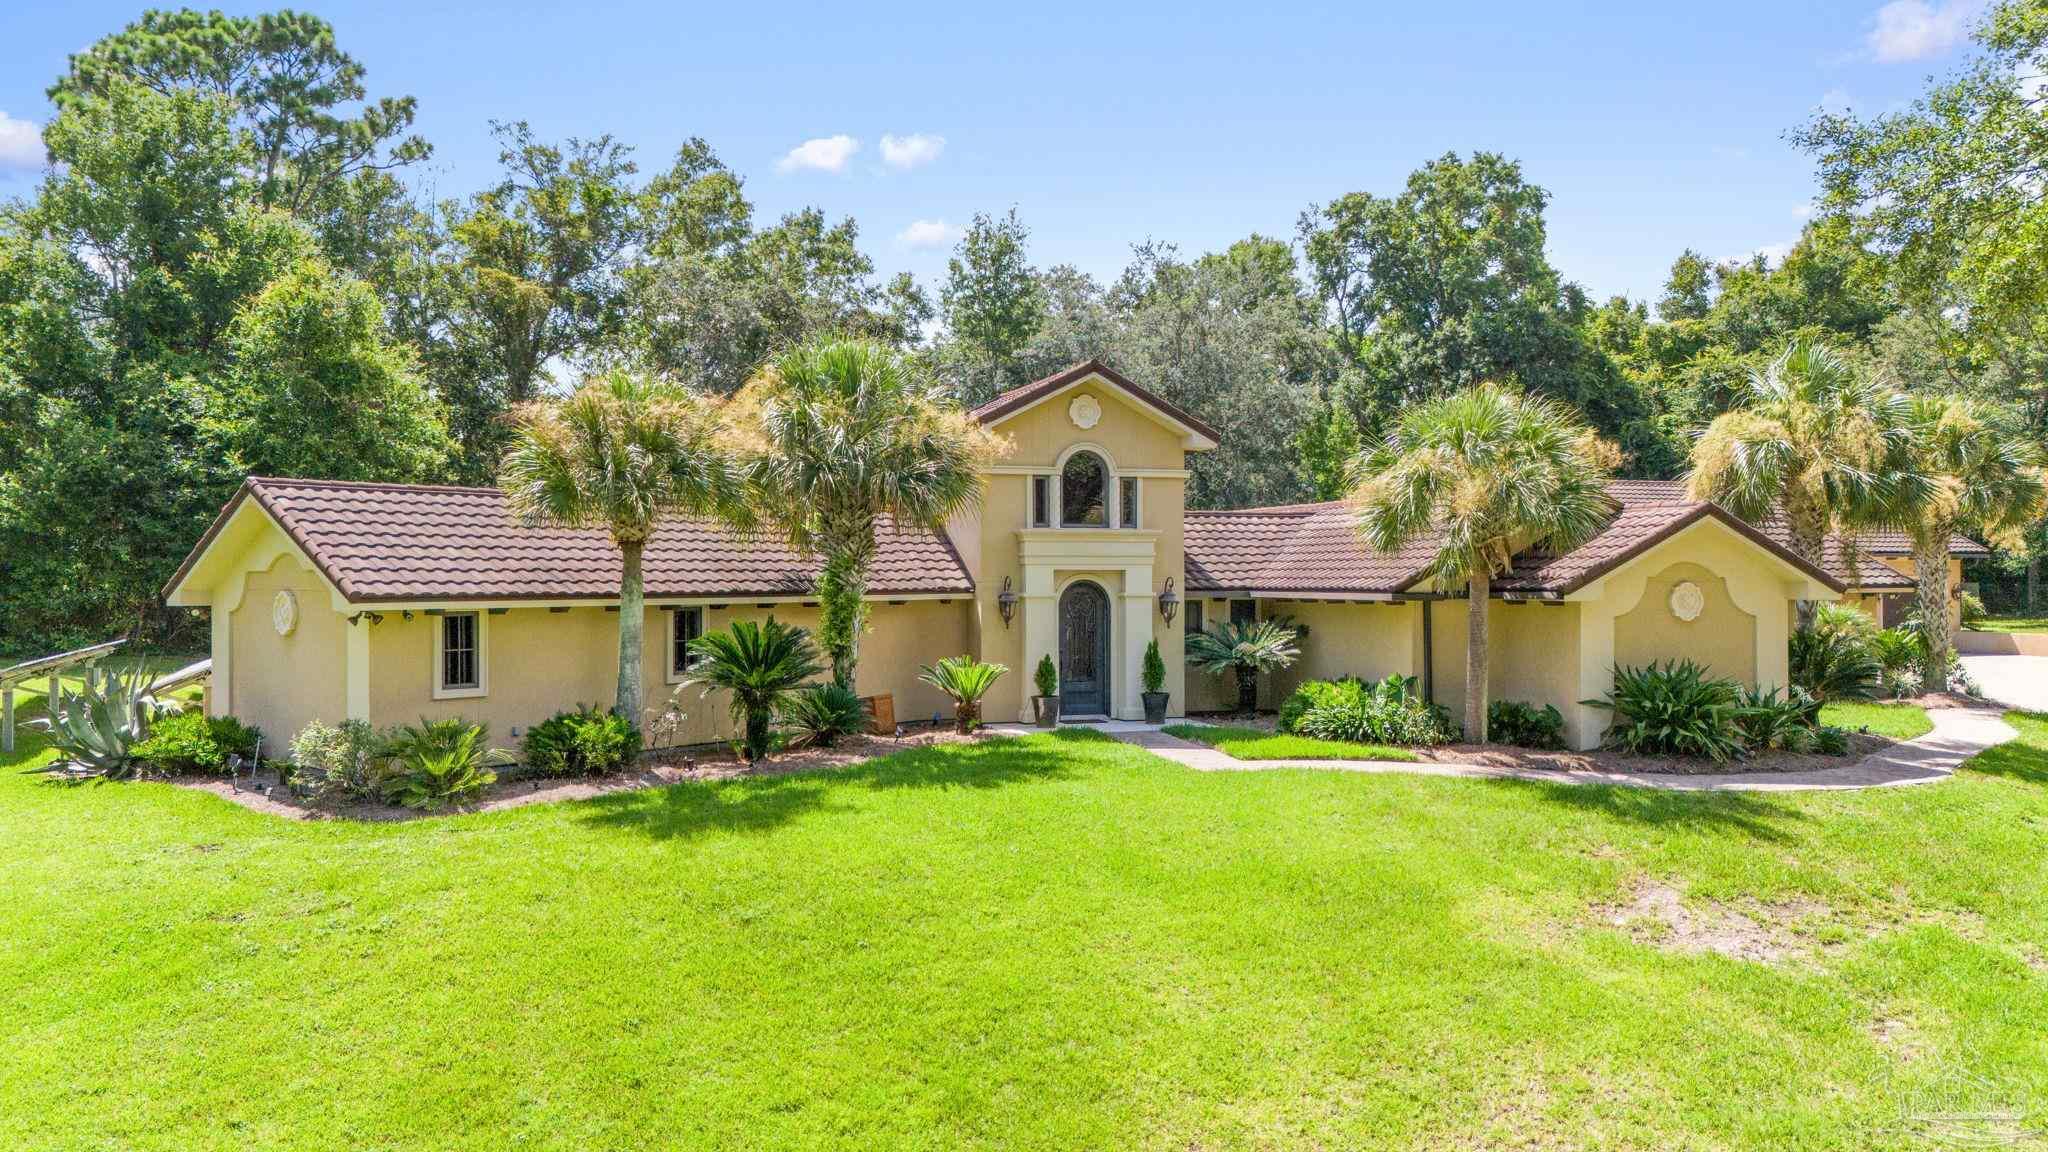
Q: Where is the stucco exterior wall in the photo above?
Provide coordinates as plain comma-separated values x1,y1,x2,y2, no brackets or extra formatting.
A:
1613,562,1758,685
1265,601,1420,704
355,599,969,753
971,379,1189,722
1424,599,1582,742
230,554,346,751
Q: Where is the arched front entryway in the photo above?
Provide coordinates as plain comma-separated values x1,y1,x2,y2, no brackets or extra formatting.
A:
1058,580,1112,717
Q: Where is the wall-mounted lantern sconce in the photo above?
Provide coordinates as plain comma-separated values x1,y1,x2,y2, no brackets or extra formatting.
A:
997,576,1019,629
1158,577,1179,625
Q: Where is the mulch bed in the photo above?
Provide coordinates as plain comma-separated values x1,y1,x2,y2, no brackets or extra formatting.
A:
171,723,984,822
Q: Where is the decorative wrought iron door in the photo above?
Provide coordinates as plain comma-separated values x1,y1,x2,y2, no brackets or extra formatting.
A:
1059,582,1111,716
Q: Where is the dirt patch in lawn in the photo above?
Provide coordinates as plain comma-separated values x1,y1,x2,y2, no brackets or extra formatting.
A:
174,725,988,822
1591,878,1842,963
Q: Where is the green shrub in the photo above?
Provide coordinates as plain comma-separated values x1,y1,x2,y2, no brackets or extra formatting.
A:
1034,654,1058,698
288,718,386,801
1584,660,1748,762
1291,675,1450,747
1812,725,1851,756
1735,685,1818,754
1868,627,1925,697
1961,590,1986,627
379,718,509,809
777,684,867,748
522,706,640,777
1789,626,1881,702
1486,700,1565,750
1141,639,1166,695
131,711,263,775
686,618,825,761
1278,679,1356,734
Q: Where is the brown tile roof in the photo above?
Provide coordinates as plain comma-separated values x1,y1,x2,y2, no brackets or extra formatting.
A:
166,478,973,604
1184,480,1879,598
969,359,1222,445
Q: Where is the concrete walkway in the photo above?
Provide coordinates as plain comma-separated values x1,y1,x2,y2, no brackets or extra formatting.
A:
1961,655,2048,713
996,708,2019,793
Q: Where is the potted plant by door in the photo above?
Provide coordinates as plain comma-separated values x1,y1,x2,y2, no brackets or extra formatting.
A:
1032,654,1060,727
1140,638,1170,724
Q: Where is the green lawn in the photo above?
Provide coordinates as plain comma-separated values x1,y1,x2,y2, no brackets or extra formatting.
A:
1162,722,1419,762
1818,701,1936,741
1971,615,2048,633
4,689,2048,1149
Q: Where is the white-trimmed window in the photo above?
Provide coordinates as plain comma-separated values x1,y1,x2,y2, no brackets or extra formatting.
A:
434,611,487,699
667,606,705,683
1061,450,1109,526
1119,476,1140,529
1030,475,1051,527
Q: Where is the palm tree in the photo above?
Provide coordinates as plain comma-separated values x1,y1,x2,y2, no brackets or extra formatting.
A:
685,617,825,761
732,338,999,689
1888,394,2045,688
1186,619,1301,715
501,371,749,727
1687,338,1906,631
1351,385,1614,743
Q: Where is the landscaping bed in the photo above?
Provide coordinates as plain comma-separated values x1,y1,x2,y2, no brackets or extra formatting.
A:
174,724,984,821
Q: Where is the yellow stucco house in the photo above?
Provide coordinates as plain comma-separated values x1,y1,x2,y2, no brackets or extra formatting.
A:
161,360,1979,755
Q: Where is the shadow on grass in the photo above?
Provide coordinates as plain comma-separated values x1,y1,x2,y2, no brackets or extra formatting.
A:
1485,777,1812,844
575,730,1090,842
1962,712,2048,786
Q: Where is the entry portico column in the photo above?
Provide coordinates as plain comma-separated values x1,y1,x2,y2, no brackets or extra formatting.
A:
1117,564,1153,720
1019,566,1057,724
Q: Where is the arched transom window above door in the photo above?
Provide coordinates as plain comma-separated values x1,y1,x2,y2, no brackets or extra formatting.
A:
1028,445,1143,530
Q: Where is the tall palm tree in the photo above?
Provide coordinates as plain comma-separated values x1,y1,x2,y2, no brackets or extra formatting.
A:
1889,394,2045,687
1351,385,1615,743
732,338,999,689
501,370,749,726
1687,338,1907,630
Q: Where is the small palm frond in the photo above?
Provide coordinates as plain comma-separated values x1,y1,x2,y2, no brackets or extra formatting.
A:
684,618,825,721
1185,620,1301,676
917,656,1009,705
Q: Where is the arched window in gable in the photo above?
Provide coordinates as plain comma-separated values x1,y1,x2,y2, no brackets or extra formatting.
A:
1061,450,1108,526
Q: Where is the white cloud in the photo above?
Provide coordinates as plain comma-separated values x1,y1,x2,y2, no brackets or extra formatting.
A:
1724,242,1792,268
896,218,960,250
879,133,945,170
1868,0,1982,63
776,135,859,174
0,111,45,172
1820,87,1856,114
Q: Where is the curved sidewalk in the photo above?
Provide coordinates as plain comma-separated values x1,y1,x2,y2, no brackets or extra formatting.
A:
1092,707,2019,792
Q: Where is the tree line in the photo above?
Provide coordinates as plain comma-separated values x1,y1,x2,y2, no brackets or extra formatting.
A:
3,4,2044,652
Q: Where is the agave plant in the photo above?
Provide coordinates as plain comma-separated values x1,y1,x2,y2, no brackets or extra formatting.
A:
32,662,170,778
918,656,1008,733
1186,619,1301,715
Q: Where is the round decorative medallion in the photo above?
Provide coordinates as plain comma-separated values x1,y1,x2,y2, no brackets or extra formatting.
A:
271,589,299,636
1068,393,1102,430
1669,581,1705,623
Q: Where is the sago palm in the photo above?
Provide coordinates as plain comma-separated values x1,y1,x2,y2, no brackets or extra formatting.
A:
1687,338,1906,630
1351,385,1614,743
685,617,824,761
1186,619,1301,715
732,338,1000,689
501,370,749,727
1886,394,2045,687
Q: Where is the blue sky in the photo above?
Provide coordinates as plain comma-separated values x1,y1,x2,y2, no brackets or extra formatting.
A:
0,0,1988,309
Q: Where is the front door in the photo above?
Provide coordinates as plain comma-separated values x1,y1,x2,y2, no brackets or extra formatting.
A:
1059,581,1111,717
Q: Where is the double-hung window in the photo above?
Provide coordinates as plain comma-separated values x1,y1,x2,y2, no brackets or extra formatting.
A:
669,607,705,681
435,611,485,698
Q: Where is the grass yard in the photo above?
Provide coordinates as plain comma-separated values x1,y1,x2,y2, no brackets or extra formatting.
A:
4,691,2048,1150
1161,722,1418,762
1817,700,1937,741
1971,616,2048,633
